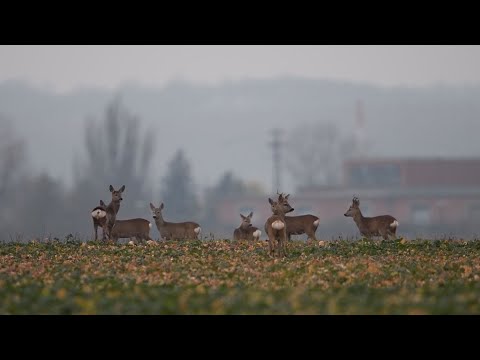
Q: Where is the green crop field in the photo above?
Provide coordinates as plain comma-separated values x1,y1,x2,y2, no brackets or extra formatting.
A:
1,238,480,314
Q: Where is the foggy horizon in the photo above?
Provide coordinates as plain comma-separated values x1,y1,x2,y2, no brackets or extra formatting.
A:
2,46,480,93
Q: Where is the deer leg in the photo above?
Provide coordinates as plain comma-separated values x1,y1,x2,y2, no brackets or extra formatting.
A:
274,237,280,258
94,223,98,241
390,228,397,240
278,235,284,257
275,234,282,258
101,225,106,241
379,229,388,241
103,225,111,242
267,230,275,257
281,235,287,257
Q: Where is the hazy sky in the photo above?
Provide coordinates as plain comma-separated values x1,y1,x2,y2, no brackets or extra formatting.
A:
1,45,480,92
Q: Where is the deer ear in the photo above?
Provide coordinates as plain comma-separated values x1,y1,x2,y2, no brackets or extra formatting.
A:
120,185,125,192
268,198,274,205
248,211,253,218
285,194,290,200
240,214,246,220
150,203,155,211
109,185,114,192
160,203,164,210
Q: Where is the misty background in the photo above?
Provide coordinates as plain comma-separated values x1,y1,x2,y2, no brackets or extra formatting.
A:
1,45,480,241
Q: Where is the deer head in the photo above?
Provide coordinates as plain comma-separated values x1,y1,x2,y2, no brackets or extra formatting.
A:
109,184,125,202
268,192,294,215
239,212,254,229
344,196,360,217
150,202,164,220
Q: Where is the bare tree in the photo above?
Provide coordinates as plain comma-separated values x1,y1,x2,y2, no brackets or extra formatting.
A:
0,117,29,237
78,97,153,196
69,97,155,236
5,174,67,240
0,117,27,201
159,149,199,222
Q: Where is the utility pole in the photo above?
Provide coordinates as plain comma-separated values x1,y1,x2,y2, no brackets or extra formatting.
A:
269,128,283,193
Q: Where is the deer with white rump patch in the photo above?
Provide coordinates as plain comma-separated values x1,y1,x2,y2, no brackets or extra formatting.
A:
91,185,125,241
91,200,108,241
344,196,399,240
282,194,320,241
150,202,202,240
233,212,262,241
264,193,294,257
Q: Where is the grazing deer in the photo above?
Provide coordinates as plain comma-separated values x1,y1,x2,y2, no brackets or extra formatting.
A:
264,193,294,257
149,202,202,240
104,185,125,240
91,200,108,241
109,218,153,244
233,212,262,241
344,196,399,240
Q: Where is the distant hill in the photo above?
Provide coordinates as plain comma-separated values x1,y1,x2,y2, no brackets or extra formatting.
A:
1,77,480,195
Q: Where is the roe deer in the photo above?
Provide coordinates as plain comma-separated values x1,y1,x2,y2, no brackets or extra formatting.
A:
149,202,202,240
285,214,320,241
280,193,320,241
265,193,320,241
264,193,294,257
109,218,153,244
91,200,110,241
104,184,125,240
344,196,399,240
233,212,262,241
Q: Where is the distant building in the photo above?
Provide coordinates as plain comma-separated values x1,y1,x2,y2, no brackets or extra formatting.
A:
215,158,480,238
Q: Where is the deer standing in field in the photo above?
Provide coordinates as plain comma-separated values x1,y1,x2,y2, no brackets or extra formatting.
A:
233,212,262,241
105,185,125,240
264,193,294,257
281,194,320,241
90,185,125,241
344,196,399,240
91,200,108,241
150,202,202,240
109,217,153,244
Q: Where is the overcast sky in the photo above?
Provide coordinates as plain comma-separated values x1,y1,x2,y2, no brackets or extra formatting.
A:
1,45,480,93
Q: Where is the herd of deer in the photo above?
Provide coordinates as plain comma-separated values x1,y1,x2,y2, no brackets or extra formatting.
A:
91,185,399,257
91,185,202,244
